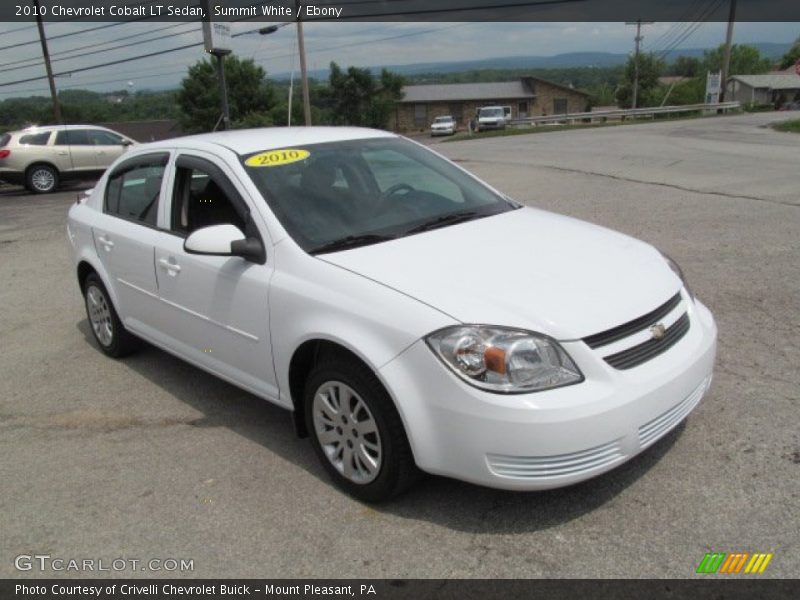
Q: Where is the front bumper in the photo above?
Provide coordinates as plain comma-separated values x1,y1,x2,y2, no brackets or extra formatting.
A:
379,295,717,490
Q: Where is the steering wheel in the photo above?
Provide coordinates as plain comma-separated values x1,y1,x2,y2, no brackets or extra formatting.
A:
381,183,415,199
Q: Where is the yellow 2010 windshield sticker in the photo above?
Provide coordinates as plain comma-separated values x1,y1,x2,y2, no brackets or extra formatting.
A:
245,149,310,167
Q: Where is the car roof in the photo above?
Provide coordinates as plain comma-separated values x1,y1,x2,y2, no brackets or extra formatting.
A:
141,126,398,155
12,124,120,134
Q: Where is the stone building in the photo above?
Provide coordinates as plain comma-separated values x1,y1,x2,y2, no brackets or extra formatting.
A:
390,76,590,132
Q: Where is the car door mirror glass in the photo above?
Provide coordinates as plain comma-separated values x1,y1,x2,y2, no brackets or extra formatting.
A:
184,224,246,256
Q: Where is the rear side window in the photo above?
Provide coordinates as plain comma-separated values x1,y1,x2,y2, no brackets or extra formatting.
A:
0,133,10,147
19,132,51,145
105,153,169,227
55,129,91,146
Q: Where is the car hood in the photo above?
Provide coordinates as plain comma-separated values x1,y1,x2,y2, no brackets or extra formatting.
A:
318,207,682,340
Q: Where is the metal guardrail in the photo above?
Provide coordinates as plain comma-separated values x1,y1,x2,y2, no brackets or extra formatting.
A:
508,102,741,126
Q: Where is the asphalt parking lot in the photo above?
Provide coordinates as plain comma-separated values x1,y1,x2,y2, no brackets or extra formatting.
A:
1,111,798,578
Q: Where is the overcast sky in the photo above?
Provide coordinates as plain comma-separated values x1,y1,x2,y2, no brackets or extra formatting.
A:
0,21,796,97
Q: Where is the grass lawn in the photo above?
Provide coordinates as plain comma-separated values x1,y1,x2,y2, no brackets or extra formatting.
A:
772,118,800,133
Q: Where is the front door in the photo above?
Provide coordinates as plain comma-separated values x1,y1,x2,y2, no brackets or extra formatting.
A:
87,129,130,170
152,153,278,400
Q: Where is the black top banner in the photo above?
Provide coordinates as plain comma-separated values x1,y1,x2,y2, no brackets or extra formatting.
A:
2,0,799,23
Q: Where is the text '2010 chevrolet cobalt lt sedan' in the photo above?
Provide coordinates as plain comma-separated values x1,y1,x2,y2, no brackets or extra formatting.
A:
67,127,716,502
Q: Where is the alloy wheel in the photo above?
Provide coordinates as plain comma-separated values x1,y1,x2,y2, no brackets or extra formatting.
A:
312,381,382,484
86,285,114,347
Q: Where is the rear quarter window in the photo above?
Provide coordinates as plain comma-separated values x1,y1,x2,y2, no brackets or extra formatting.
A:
0,133,10,147
18,132,51,145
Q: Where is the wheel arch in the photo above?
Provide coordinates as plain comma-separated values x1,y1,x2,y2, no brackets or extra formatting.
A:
288,337,407,442
74,255,121,313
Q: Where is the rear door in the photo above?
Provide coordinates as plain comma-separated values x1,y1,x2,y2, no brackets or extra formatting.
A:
53,129,96,174
151,152,278,400
91,152,169,330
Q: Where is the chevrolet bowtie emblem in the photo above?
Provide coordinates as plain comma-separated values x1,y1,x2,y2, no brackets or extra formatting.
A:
650,323,667,340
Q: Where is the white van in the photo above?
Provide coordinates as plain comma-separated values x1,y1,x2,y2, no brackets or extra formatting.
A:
474,106,507,132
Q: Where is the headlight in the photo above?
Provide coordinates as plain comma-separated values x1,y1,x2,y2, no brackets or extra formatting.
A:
425,326,583,394
661,252,694,300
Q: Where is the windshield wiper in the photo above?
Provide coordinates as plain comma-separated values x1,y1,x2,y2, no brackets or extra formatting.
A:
402,210,481,236
309,233,396,255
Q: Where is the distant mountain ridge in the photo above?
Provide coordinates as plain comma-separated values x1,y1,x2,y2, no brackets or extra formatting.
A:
273,42,792,80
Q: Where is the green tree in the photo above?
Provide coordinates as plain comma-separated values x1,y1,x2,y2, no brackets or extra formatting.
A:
702,44,771,75
617,53,665,108
779,36,800,70
323,62,405,129
177,54,276,133
669,56,702,78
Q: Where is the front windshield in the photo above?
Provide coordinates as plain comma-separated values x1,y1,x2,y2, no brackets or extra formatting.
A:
434,117,452,123
480,108,503,118
242,137,517,254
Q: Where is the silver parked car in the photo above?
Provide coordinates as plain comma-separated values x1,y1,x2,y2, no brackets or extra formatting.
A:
0,124,135,193
430,115,456,136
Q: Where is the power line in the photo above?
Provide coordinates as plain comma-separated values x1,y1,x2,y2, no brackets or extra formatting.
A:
0,23,199,72
0,1,183,53
655,0,726,60
0,21,470,92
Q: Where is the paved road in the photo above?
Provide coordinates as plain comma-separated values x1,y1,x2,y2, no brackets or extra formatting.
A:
1,112,798,579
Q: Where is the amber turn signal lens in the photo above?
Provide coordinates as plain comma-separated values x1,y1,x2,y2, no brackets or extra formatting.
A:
484,346,506,374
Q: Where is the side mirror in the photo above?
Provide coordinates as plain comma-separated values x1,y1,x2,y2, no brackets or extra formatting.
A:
184,224,264,262
121,140,134,147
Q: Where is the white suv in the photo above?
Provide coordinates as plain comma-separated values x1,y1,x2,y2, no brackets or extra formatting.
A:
0,124,135,193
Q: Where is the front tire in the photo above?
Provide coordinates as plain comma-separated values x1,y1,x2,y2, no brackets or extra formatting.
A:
26,164,59,194
304,354,418,502
83,274,139,358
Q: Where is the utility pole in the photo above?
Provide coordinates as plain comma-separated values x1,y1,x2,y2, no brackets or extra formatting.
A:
626,20,652,109
295,0,312,126
34,0,62,123
719,0,737,102
215,54,231,131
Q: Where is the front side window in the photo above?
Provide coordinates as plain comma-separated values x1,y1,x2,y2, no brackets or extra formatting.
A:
19,132,51,145
171,164,246,236
88,130,124,145
105,155,168,226
242,138,517,254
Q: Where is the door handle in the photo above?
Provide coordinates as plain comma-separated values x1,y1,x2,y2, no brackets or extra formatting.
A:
57,151,68,156
158,258,181,273
97,235,114,250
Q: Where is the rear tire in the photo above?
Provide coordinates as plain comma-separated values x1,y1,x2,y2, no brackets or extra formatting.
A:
304,353,419,502
83,273,139,358
26,164,59,194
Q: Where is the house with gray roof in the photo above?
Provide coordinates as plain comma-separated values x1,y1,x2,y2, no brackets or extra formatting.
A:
390,76,590,132
726,74,800,108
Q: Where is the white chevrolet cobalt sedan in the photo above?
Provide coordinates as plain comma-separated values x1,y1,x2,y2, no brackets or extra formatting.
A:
67,127,716,502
